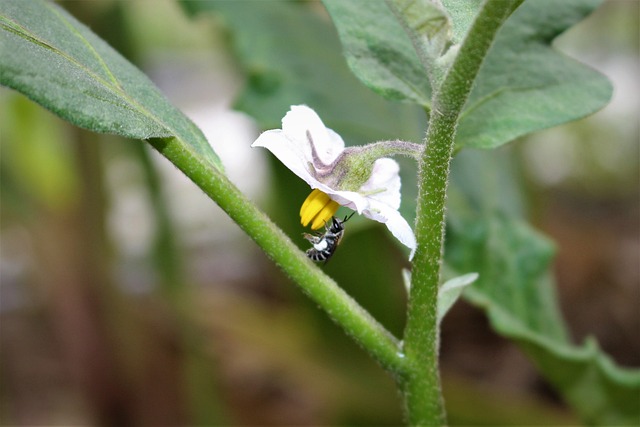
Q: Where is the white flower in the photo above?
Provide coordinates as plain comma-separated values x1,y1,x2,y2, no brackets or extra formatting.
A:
252,105,417,256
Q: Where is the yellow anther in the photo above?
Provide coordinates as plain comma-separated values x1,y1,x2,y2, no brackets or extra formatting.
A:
300,189,324,217
300,189,340,230
311,200,340,229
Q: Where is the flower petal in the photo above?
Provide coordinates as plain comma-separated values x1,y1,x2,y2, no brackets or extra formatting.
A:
281,105,345,165
252,129,352,214
252,129,319,184
324,188,369,213
324,158,403,221
324,183,416,255
362,204,416,256
252,105,347,189
358,158,401,210
324,158,414,255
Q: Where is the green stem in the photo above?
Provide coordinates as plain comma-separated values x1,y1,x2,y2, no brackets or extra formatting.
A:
147,137,407,376
402,1,523,425
353,140,424,160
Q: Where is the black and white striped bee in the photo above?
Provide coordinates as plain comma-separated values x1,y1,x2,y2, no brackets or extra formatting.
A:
303,213,354,263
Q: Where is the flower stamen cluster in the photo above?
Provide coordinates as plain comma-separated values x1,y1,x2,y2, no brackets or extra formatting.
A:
300,189,340,230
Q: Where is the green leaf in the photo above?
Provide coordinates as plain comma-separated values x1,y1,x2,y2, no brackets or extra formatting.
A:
437,272,477,323
0,0,222,170
446,150,640,425
385,0,453,85
323,0,433,107
388,0,450,44
455,0,612,149
471,294,640,426
401,270,478,325
323,0,612,150
440,0,482,44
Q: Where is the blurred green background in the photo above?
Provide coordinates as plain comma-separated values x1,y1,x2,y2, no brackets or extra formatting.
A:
0,0,637,425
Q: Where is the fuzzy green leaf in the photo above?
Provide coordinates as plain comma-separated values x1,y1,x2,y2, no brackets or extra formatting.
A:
451,217,640,426
323,0,433,107
385,0,454,85
446,151,640,425
0,0,221,170
455,0,612,149
323,0,612,150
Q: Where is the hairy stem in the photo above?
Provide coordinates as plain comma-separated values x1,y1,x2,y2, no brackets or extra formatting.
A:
148,137,407,376
352,139,424,160
402,1,524,425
